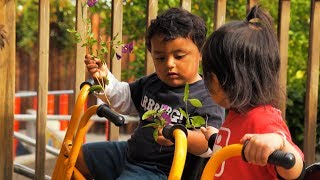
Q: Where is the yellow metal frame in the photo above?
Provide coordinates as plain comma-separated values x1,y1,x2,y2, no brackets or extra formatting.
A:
168,129,188,180
51,83,189,180
201,144,243,180
52,84,91,180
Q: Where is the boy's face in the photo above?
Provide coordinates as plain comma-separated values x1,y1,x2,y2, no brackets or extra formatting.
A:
150,35,201,87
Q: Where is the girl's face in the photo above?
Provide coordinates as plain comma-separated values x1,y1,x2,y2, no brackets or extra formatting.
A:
208,74,230,109
150,35,202,87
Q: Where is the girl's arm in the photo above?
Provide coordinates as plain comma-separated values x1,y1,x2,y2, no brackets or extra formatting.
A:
240,133,304,179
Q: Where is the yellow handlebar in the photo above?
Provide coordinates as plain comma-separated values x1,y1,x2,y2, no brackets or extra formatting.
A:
168,129,188,180
201,144,243,180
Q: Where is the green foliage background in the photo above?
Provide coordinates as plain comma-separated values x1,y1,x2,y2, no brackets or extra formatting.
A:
16,0,319,153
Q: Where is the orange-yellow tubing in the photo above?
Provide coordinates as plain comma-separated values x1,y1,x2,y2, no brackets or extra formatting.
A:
168,129,188,180
64,84,91,141
201,144,243,180
65,105,99,179
51,84,91,180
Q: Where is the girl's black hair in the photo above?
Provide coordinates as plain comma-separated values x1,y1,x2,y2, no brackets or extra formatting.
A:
202,5,281,113
146,7,207,52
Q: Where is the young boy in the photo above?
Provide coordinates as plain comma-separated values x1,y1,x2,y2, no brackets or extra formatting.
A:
76,7,224,179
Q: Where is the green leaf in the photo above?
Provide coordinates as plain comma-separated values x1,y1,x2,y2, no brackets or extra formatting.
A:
66,29,77,33
183,83,189,102
142,122,159,128
179,108,187,119
153,129,159,142
190,116,205,127
142,110,157,120
88,85,103,93
185,123,193,129
188,99,203,107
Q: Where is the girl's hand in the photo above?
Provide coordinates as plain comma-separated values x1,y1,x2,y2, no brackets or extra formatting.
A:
84,54,108,79
240,133,285,166
200,126,219,141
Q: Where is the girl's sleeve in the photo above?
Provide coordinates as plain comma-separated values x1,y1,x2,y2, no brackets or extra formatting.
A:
94,69,138,115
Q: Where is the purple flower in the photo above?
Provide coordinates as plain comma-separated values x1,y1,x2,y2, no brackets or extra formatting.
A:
116,53,122,60
87,0,98,7
161,112,171,125
122,41,134,53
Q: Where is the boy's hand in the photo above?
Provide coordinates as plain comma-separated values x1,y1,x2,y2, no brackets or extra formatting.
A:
200,126,219,141
240,133,284,166
156,128,174,146
84,54,108,79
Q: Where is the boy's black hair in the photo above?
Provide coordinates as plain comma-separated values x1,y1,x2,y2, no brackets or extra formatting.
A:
146,7,207,52
202,5,281,113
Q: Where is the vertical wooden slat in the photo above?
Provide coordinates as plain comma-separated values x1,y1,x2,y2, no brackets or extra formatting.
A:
35,0,50,179
181,0,191,12
278,0,291,120
75,0,87,101
246,0,258,13
145,0,158,75
109,0,123,140
0,0,15,179
304,0,320,166
214,0,227,30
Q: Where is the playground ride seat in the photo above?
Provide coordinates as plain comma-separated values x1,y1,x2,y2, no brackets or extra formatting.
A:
51,80,191,180
51,81,125,180
200,143,299,180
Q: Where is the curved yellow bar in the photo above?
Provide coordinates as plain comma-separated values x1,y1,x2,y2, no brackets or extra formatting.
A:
52,84,90,180
65,84,91,141
201,144,243,180
168,129,188,180
66,105,99,179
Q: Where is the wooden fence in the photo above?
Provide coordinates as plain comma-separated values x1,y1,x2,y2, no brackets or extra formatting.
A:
1,0,320,179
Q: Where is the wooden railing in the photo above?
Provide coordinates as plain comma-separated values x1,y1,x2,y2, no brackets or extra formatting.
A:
1,0,320,179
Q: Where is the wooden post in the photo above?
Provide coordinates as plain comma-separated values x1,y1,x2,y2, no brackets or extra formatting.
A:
278,0,291,120
75,0,87,101
109,0,123,140
145,0,158,75
246,0,258,13
35,0,50,179
0,1,15,178
181,0,191,12
303,0,320,166
214,0,227,30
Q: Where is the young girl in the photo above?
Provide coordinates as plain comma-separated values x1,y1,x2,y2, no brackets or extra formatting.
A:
200,5,304,179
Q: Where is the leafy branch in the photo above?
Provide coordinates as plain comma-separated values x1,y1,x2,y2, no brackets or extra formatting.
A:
67,0,133,105
142,83,206,141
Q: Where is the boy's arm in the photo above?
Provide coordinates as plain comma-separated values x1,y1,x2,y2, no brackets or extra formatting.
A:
187,129,212,157
95,69,138,115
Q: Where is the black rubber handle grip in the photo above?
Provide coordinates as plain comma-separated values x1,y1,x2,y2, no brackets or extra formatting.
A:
162,124,188,143
80,79,94,91
242,140,295,169
96,104,125,126
267,150,296,169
